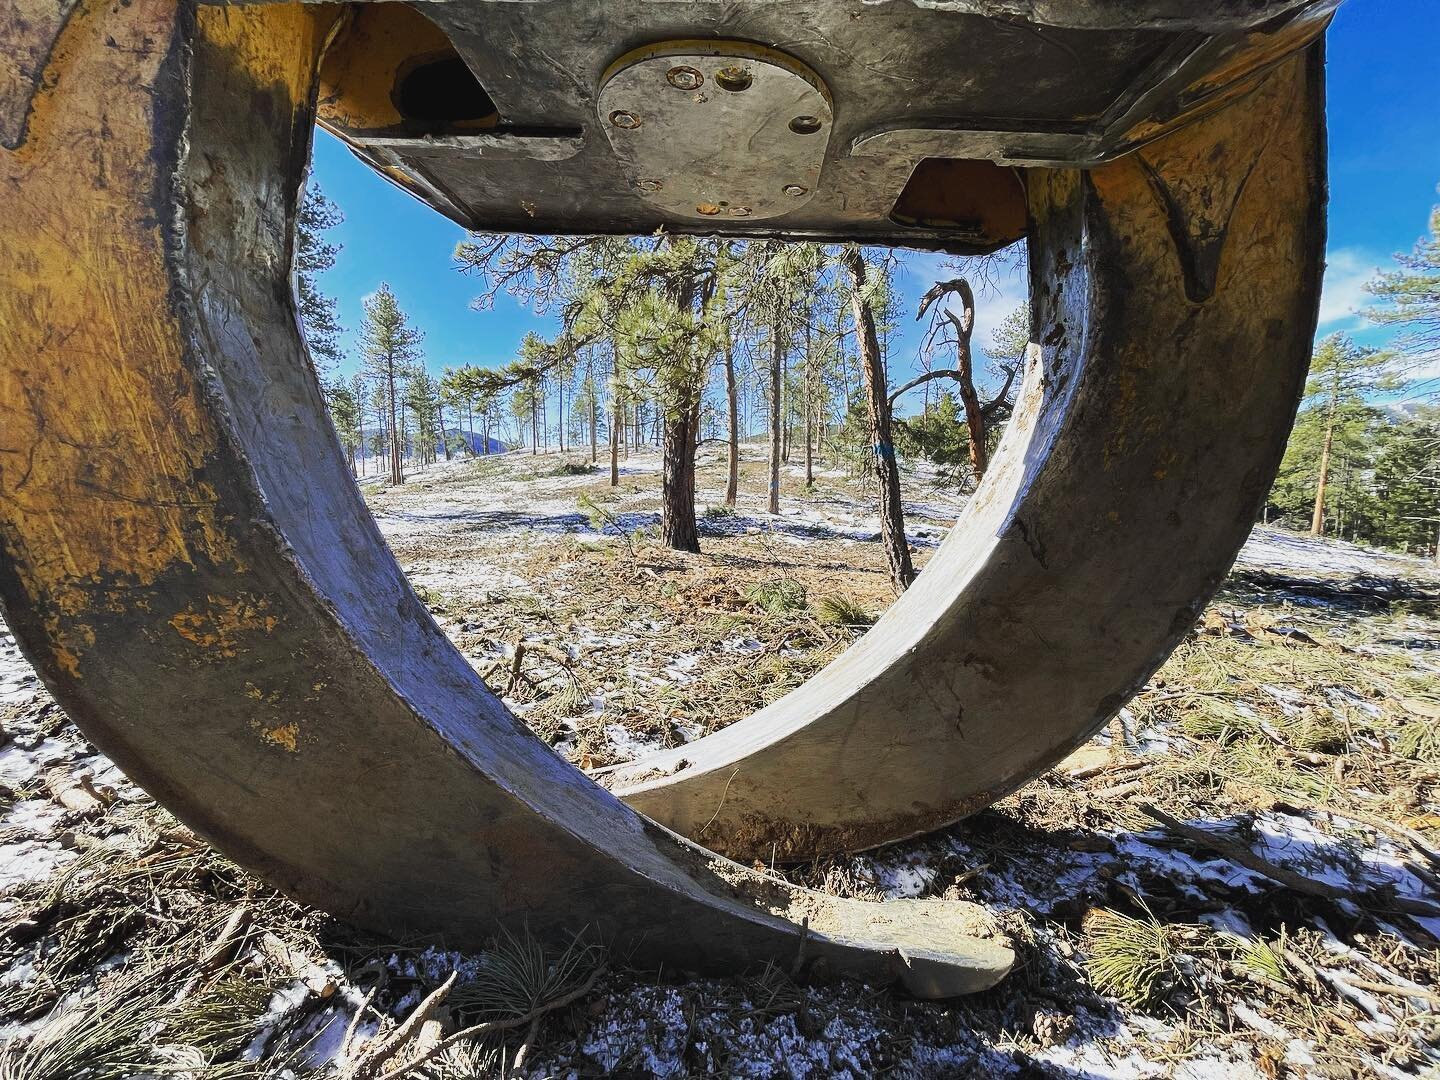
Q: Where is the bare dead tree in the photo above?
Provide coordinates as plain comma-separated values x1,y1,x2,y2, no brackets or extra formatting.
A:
895,278,1017,481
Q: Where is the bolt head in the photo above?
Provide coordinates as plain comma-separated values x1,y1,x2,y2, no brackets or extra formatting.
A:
783,184,808,197
666,66,704,91
727,206,752,218
609,110,641,129
636,178,664,193
715,66,754,93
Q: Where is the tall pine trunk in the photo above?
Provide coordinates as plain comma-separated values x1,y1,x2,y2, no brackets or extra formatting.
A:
1310,377,1339,536
780,360,790,465
385,362,403,486
724,342,739,506
768,303,783,516
842,248,914,592
589,393,598,464
659,273,700,553
609,353,621,485
804,318,814,486
660,395,701,552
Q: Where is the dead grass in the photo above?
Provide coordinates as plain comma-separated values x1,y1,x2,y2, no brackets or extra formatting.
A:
2,454,1438,1076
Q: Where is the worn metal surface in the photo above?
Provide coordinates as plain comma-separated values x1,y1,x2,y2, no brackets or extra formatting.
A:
305,0,1335,250
0,0,1013,995
203,0,1324,34
595,40,832,222
0,0,79,149
614,47,1326,860
1,0,1328,978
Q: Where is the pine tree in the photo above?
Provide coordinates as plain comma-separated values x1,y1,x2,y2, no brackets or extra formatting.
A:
296,184,346,379
1303,334,1390,535
325,380,362,476
576,366,601,464
359,283,423,486
1366,187,1440,379
404,370,442,465
1372,412,1440,555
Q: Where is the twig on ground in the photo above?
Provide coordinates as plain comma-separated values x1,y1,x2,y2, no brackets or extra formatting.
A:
1332,975,1440,1005
509,1014,543,1078
348,972,457,1080
1137,803,1440,919
373,964,607,1080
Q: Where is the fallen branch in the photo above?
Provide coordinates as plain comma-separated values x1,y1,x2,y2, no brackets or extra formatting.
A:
373,964,607,1080
177,902,254,1001
1137,803,1440,919
1276,799,1440,874
199,903,252,972
349,972,457,1080
1332,974,1440,1006
1065,758,1150,783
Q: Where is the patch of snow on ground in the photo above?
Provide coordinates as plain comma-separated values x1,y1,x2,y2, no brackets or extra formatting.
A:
1238,525,1433,579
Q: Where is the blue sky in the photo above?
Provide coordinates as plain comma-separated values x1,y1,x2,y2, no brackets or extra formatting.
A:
309,1,1439,393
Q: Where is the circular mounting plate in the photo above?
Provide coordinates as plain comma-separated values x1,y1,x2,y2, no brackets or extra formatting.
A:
597,40,832,222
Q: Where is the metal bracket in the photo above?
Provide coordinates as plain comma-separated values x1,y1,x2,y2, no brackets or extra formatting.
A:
596,40,832,223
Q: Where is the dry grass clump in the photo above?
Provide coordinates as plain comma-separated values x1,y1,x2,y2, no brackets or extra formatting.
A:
744,577,808,615
0,972,167,1080
1221,928,1290,984
1082,907,1192,1009
1396,719,1440,763
449,926,604,1021
1272,709,1348,754
1176,698,1256,743
814,594,873,628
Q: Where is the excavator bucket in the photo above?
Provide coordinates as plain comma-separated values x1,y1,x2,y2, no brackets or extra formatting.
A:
0,0,1330,990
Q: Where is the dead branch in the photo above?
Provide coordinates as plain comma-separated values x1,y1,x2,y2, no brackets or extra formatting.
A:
371,964,607,1080
347,972,457,1080
1138,803,1440,918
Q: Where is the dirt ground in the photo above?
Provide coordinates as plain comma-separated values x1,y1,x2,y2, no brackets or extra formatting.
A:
364,444,961,767
1,447,1437,1078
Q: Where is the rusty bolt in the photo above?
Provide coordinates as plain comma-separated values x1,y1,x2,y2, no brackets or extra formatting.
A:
714,66,753,93
696,204,722,216
637,178,664,193
666,66,704,91
609,110,641,129
783,184,808,197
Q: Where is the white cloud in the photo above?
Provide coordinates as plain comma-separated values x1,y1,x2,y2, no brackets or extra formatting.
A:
1317,247,1382,329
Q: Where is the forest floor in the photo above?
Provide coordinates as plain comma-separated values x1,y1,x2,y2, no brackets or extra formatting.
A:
1,446,1438,1079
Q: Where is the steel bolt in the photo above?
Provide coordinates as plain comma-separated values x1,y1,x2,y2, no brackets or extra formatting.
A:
666,66,704,91
714,66,754,93
637,178,664,193
727,206,751,218
609,110,641,129
783,184,808,197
